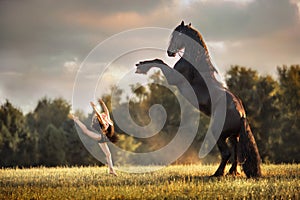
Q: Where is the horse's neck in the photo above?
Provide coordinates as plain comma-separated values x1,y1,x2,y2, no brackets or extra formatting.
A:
183,45,224,88
183,44,206,67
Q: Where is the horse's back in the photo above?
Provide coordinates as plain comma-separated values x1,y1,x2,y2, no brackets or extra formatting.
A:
221,90,245,136
227,90,246,118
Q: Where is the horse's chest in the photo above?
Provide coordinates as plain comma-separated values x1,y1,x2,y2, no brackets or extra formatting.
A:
174,62,194,82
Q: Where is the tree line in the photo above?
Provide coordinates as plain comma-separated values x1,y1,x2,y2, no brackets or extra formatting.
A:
0,65,299,167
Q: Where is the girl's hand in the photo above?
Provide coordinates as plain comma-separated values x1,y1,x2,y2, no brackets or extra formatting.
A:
98,99,104,105
90,101,96,107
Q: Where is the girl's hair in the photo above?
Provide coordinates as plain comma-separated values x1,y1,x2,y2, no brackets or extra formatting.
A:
91,115,118,143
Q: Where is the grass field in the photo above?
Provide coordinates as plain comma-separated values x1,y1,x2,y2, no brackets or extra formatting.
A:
0,164,299,199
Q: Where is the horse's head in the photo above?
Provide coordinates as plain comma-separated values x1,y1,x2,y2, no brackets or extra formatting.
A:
167,21,207,57
167,21,188,57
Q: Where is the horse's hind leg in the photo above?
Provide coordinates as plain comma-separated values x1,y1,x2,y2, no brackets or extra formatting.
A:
228,136,240,176
213,136,231,177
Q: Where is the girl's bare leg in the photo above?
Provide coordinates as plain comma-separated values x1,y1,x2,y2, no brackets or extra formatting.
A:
69,114,101,141
69,114,116,175
99,143,118,176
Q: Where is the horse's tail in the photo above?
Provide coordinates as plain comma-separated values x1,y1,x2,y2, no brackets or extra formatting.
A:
238,117,262,178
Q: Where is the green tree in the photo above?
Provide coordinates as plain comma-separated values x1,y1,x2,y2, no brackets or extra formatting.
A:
0,100,36,167
30,97,70,133
38,124,66,166
275,65,300,163
27,97,71,166
254,75,281,162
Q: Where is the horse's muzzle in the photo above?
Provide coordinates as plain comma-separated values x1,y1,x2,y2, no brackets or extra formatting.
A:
167,50,176,57
135,68,146,74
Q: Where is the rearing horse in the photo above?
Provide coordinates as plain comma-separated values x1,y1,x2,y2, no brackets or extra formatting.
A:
135,21,261,178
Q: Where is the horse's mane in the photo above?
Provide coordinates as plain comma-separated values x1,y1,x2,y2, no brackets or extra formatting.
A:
187,27,209,54
186,26,218,72
178,24,227,87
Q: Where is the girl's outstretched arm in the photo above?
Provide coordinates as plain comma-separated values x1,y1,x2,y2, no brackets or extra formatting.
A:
69,114,101,141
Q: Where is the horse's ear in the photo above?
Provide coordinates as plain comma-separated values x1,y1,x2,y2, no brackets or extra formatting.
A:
188,23,192,27
181,20,184,26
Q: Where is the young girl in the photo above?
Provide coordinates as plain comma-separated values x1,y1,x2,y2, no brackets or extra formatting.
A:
69,99,118,176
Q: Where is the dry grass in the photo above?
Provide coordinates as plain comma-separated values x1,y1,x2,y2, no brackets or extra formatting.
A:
0,164,299,199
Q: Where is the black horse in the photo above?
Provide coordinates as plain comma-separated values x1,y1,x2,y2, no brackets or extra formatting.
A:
135,21,261,178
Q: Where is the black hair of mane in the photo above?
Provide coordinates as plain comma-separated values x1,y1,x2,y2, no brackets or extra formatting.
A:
175,24,219,74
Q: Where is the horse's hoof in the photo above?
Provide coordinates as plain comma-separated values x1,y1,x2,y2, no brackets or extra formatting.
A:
210,173,224,178
228,168,241,176
227,171,241,176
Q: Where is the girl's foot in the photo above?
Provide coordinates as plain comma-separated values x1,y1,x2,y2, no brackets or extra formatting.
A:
109,168,118,176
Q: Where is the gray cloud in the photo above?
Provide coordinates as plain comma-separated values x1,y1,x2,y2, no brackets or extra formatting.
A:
0,0,299,112
178,0,299,40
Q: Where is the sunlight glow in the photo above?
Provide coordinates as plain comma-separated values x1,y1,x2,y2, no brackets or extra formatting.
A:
297,2,300,20
224,0,254,3
181,0,255,5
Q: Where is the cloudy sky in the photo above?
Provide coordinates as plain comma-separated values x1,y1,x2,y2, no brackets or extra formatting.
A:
0,0,299,113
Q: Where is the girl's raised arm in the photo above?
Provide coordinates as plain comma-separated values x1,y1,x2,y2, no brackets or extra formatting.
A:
90,101,105,125
98,99,110,118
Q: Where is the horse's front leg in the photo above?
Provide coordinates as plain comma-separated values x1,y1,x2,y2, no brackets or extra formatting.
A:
135,59,180,86
135,59,166,74
213,136,231,177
